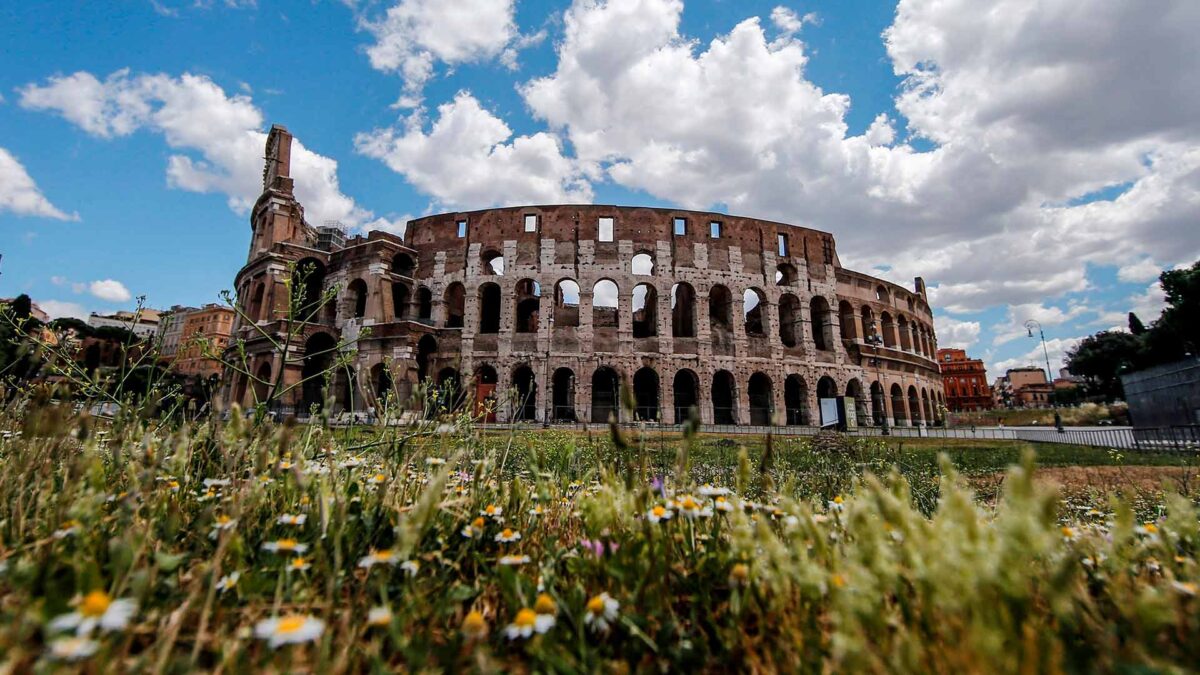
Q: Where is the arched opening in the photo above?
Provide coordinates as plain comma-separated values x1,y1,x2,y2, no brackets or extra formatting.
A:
838,301,858,341
631,252,654,276
743,288,767,336
301,332,337,413
846,378,867,423
552,367,576,421
712,370,737,425
898,315,913,351
253,361,272,404
416,335,438,382
776,263,797,286
416,287,433,322
592,280,619,329
348,278,368,319
748,372,773,425
891,383,906,426
392,283,410,320
632,367,659,421
436,367,465,414
785,375,809,425
870,381,887,426
591,367,621,423
880,312,897,348
371,363,393,406
391,252,415,277
340,367,362,413
443,283,465,328
632,283,657,338
481,250,504,276
922,388,933,425
876,285,890,303
779,293,801,348
515,279,541,334
474,365,498,422
512,365,537,421
554,279,580,328
908,385,923,424
810,296,834,351
292,257,326,321
861,305,876,339
248,282,266,322
478,283,501,333
817,376,838,399
671,282,696,338
672,369,699,424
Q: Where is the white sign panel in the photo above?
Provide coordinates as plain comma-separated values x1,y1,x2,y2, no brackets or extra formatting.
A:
819,397,840,427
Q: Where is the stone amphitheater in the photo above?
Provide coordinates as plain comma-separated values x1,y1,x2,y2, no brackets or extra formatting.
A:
224,125,944,427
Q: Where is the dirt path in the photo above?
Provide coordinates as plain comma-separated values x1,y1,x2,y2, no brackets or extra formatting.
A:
971,465,1200,497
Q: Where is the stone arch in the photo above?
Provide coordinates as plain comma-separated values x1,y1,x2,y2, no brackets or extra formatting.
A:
671,282,696,338
810,296,834,351
436,367,465,414
478,282,501,333
880,312,897,348
248,281,266,322
922,387,933,424
515,279,541,334
633,367,660,421
348,278,368,319
591,366,621,423
392,282,410,320
785,374,810,425
416,334,438,382
870,380,887,425
712,369,737,425
474,364,498,422
779,293,802,348
846,378,867,423
632,251,654,275
861,305,876,338
416,286,433,321
293,257,326,320
391,252,415,276
890,383,906,425
632,283,658,338
301,331,337,412
817,375,838,399
709,284,734,354
748,372,774,425
443,282,465,328
672,369,699,424
743,287,767,336
554,279,580,328
876,285,890,303
552,367,576,421
371,362,393,405
253,361,272,404
776,262,798,286
592,279,619,328
481,249,504,276
512,365,537,421
908,385,923,424
897,315,913,351
838,300,858,341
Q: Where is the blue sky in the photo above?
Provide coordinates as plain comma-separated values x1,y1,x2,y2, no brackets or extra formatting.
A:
2,0,1196,380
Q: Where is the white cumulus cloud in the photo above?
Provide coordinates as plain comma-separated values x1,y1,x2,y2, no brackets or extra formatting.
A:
37,299,88,320
0,147,77,221
88,279,132,303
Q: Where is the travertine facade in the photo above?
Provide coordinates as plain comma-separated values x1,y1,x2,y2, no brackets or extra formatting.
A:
224,125,944,426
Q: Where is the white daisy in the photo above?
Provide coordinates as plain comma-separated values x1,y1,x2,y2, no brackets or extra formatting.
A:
47,636,100,661
254,614,325,648
49,591,137,635
400,560,420,576
367,606,392,627
494,528,522,543
358,548,401,568
503,608,555,640
584,592,620,633
277,514,307,526
646,505,673,523
215,571,240,593
262,539,309,554
499,555,531,566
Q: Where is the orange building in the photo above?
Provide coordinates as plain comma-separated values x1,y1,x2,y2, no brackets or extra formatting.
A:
937,348,992,411
174,304,234,379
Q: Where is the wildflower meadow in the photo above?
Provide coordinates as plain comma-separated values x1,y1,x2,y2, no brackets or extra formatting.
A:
1,398,1199,673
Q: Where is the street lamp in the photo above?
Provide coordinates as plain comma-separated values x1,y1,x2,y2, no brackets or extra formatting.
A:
865,325,890,435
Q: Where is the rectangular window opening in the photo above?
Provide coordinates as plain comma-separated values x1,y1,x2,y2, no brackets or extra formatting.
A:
710,221,722,239
524,214,538,233
598,216,614,242
456,220,467,238
673,217,687,236
777,233,789,257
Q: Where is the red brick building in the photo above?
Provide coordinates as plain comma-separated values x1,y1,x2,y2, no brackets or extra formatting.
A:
937,348,991,411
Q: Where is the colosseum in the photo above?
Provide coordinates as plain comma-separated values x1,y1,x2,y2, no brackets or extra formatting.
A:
223,125,945,428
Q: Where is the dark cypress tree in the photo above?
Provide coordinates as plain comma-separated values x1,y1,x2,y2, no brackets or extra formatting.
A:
1128,312,1147,335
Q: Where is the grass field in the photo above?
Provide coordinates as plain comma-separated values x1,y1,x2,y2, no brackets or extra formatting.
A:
1,405,1198,672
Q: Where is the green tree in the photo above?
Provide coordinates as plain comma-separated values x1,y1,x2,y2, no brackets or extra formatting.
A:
1154,259,1199,356
1127,312,1146,335
1065,330,1141,401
